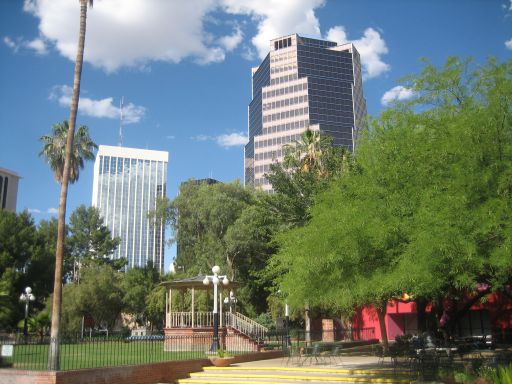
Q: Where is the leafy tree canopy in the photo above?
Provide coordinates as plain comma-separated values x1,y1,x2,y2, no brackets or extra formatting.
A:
272,57,512,338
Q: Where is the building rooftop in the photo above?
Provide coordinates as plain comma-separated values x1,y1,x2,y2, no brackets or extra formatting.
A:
97,145,168,162
0,167,21,179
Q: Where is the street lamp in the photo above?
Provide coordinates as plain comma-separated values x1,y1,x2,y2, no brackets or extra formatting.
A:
20,286,35,343
223,290,238,313
278,290,290,348
203,266,229,352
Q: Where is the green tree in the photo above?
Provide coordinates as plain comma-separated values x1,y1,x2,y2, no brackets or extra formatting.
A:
223,205,278,315
122,263,160,326
67,205,120,282
153,181,277,315
272,57,512,347
170,180,254,276
265,129,351,228
25,219,61,303
46,0,94,370
51,264,124,335
145,284,166,330
17,310,51,343
39,122,97,184
0,210,39,328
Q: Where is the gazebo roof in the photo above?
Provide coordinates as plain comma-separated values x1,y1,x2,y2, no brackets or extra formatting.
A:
160,274,240,290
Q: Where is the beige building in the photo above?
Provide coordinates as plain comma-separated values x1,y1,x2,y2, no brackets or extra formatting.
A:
245,34,367,191
0,167,21,212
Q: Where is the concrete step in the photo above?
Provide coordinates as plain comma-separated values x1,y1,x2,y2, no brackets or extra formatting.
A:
177,366,417,384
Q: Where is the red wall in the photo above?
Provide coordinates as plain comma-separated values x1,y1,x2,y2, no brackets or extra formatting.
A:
352,293,512,341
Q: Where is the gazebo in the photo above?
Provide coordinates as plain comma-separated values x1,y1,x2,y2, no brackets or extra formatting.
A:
161,274,267,352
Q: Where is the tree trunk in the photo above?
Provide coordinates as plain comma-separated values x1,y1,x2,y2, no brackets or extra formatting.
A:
48,0,88,371
416,297,428,333
376,302,389,353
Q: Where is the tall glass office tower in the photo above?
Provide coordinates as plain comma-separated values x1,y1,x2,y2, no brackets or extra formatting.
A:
92,145,168,272
245,34,367,191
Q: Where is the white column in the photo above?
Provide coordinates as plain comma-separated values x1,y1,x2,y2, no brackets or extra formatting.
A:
191,288,195,328
219,291,223,327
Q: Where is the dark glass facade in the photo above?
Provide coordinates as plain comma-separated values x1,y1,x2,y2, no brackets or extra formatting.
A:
245,34,367,190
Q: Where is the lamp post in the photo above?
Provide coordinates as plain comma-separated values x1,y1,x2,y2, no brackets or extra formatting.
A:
203,266,229,352
223,290,238,313
20,286,35,343
278,290,290,348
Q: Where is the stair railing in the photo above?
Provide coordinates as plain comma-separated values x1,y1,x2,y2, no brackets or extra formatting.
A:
226,312,268,342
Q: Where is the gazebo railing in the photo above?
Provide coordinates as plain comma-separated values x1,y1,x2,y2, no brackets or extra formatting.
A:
171,312,216,328
170,312,268,342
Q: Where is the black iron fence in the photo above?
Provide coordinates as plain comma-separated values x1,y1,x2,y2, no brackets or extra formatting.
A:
0,327,376,371
0,331,265,371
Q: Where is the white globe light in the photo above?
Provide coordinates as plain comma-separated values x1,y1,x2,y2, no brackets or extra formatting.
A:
212,265,220,275
222,276,229,286
224,297,229,304
25,287,32,295
212,276,219,285
203,277,210,286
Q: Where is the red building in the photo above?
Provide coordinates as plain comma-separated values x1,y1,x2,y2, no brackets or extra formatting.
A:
352,293,512,342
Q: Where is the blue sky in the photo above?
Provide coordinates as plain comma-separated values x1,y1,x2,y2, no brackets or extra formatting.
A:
1,0,511,271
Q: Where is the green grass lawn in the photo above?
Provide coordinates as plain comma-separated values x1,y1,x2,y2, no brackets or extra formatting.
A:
4,341,207,371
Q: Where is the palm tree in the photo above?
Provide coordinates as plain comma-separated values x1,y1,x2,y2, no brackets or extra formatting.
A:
47,0,93,371
39,121,97,184
283,128,326,175
283,128,352,180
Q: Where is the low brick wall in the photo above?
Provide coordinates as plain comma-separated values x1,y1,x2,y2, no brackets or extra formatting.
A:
0,351,283,384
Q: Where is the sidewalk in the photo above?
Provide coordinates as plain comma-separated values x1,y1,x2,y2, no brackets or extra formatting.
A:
233,354,385,370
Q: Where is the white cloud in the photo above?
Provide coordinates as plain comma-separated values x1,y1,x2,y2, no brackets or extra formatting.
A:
50,85,146,123
222,1,389,78
28,208,42,214
191,132,248,147
325,25,348,45
218,26,243,52
23,0,241,72
381,85,416,106
166,135,176,140
25,37,48,55
216,132,248,147
326,26,390,79
47,208,58,214
19,0,389,79
222,0,324,59
3,35,48,55
191,134,210,142
506,38,512,50
3,36,18,51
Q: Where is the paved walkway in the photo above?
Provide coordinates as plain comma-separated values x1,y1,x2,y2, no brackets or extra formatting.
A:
233,355,384,369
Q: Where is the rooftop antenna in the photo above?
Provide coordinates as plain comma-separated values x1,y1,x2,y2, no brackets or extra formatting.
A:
118,96,124,146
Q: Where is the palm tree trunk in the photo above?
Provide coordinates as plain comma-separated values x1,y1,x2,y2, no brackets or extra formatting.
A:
48,0,89,371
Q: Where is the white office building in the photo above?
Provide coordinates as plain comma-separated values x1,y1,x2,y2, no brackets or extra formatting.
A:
92,145,168,272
